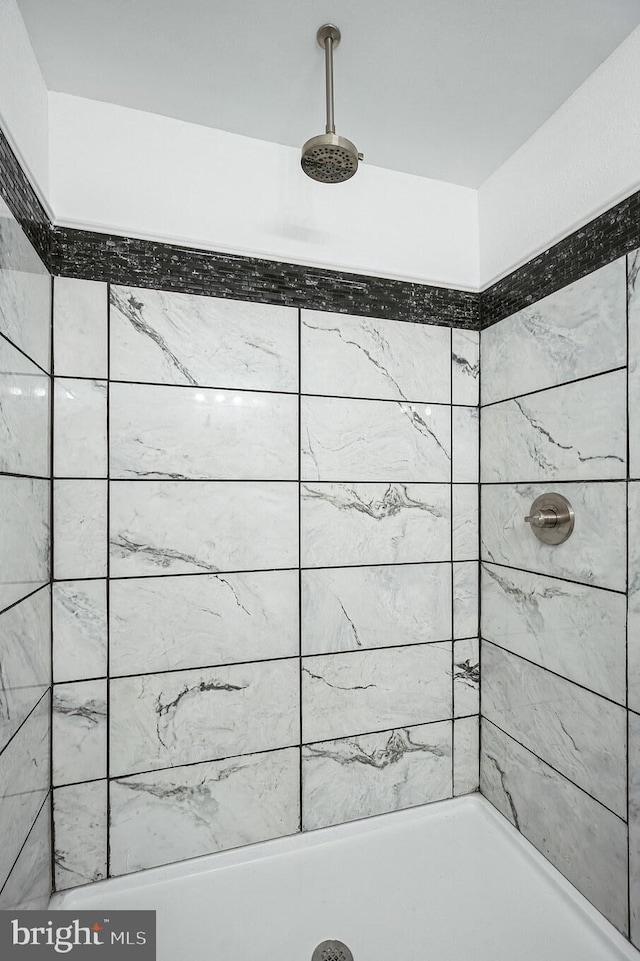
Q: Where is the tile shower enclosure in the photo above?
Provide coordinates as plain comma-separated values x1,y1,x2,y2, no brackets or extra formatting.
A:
50,279,480,887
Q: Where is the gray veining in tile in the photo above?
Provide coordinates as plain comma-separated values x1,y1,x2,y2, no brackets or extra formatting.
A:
451,328,479,406
54,781,107,891
0,587,50,752
53,580,108,683
53,680,107,786
453,638,479,718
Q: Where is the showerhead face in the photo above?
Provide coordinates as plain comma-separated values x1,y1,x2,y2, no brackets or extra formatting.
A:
301,133,360,184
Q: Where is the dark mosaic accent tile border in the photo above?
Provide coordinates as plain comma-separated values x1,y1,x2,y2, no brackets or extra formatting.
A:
0,124,51,268
480,187,640,327
50,226,479,329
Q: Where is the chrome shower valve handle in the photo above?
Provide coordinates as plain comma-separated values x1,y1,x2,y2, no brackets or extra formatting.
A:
524,493,575,545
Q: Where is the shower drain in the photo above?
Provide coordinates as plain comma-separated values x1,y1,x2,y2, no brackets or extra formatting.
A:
311,940,354,961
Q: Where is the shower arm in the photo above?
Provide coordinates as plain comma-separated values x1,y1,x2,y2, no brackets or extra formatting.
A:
324,34,335,135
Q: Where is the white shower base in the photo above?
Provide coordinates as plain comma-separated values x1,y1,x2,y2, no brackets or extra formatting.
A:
50,794,638,960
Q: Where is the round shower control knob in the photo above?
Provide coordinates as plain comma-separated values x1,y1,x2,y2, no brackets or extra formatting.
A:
524,493,575,545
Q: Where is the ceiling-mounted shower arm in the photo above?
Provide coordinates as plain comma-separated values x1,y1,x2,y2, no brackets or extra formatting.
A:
318,24,341,135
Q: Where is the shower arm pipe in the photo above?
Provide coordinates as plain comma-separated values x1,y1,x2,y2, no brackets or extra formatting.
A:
324,35,335,134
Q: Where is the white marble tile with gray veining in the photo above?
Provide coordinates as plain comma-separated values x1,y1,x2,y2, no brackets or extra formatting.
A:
453,716,479,796
0,335,49,476
629,710,640,947
302,643,451,743
630,484,640,713
481,370,626,482
54,480,107,580
0,197,51,372
481,257,626,405
110,286,298,392
110,659,299,777
0,587,50,752
302,562,451,655
110,747,299,876
481,719,628,935
453,406,479,483
110,480,298,577
54,781,107,891
0,476,49,612
54,379,108,477
0,799,50,910
52,680,107,786
483,643,626,816
0,694,49,890
301,482,450,568
301,396,451,482
110,382,298,480
453,561,478,639
482,563,626,704
301,310,450,402
453,484,478,560
53,278,108,379
482,482,625,590
452,328,479,406
53,580,107,683
453,638,479,717
629,251,640,480
302,721,452,831
110,570,298,676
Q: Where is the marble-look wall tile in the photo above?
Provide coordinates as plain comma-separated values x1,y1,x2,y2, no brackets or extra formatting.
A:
481,257,626,405
453,716,479,795
453,638,479,717
110,286,298,392
301,397,451,482
481,719,628,934
453,407,479,484
302,721,452,831
110,383,298,481
453,484,478,560
54,781,107,891
110,570,298,676
53,580,107,683
301,310,450,402
0,196,51,372
451,328,479,406
110,480,298,577
110,747,299,876
0,476,49,611
52,680,107,786
0,336,49,476
54,379,108,477
54,480,107,580
110,659,299,777
53,277,107,378
453,561,478,639
481,370,626,483
301,643,451,743
481,482,626,591
0,587,50,752
302,563,451,655
0,694,49,890
627,250,640,480
482,643,626,816
0,798,50,910
629,710,640,947
301,482,450,568
482,563,626,704
630,484,640,712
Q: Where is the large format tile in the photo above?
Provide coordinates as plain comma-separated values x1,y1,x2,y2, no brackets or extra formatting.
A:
451,328,479,406
453,638,479,717
453,561,478,639
627,250,640,479
453,716,479,796
0,799,50,910
54,781,107,891
301,482,450,568
0,694,49,890
110,659,299,776
481,719,628,935
481,257,626,405
110,570,298,676
110,383,298,480
453,484,478,560
482,643,626,816
0,587,50,752
302,563,451,655
0,476,49,611
110,286,298,392
53,277,107,378
301,396,451,482
482,563,626,703
301,644,451,743
630,483,640,712
481,370,626,482
453,407,479,483
110,481,298,576
481,482,626,590
302,721,452,830
0,197,51,372
54,379,108,477
110,747,299,876
301,310,450,402
54,480,107,579
629,710,640,947
53,580,108,683
0,335,49,476
52,680,107,786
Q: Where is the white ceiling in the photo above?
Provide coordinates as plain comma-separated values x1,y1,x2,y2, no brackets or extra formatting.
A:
16,0,640,187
